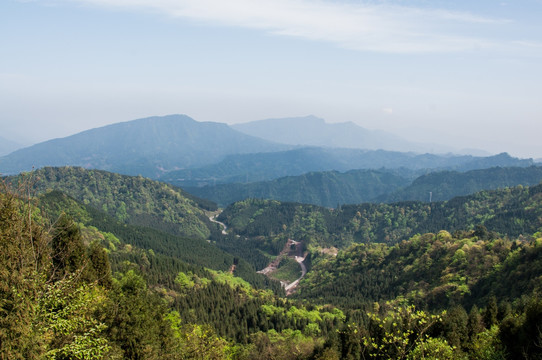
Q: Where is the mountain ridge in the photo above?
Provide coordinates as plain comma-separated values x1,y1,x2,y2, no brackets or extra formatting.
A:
164,147,533,187
0,114,288,177
233,115,463,154
184,165,542,207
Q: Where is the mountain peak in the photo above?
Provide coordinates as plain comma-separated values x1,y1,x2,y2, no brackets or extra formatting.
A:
0,115,287,177
232,115,433,152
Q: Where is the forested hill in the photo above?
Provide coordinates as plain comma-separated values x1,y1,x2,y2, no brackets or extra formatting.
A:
185,165,542,208
37,189,277,291
218,182,542,247
379,165,542,203
10,166,217,239
295,229,542,311
0,114,287,177
185,169,411,207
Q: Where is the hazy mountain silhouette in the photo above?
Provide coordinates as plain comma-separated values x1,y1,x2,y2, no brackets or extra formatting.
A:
162,147,533,188
0,114,288,177
0,136,24,157
232,115,459,153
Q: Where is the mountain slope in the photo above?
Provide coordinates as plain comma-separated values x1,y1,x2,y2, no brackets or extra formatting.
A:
11,166,216,239
233,115,457,153
218,183,542,247
185,169,411,207
186,166,542,208
37,189,279,291
0,114,287,177
379,166,542,203
294,230,542,310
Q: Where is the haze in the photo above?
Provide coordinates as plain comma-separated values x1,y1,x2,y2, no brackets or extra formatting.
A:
1,0,541,158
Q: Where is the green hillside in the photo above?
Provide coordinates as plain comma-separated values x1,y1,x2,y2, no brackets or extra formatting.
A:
218,183,542,247
13,166,215,239
380,166,542,203
184,166,542,208
294,230,542,310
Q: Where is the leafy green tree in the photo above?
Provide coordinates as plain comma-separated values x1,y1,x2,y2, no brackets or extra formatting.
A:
500,296,542,360
100,270,176,359
50,214,87,281
440,305,468,351
483,296,499,328
87,240,112,288
361,305,444,360
0,182,50,359
39,272,111,360
408,337,455,360
469,325,505,360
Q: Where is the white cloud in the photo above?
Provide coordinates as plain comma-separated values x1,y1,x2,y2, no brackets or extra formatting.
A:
64,0,511,53
382,107,393,114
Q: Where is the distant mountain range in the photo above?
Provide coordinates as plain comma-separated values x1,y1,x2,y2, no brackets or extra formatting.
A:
0,136,23,157
162,148,533,187
0,114,288,177
232,115,461,153
1,114,536,209
184,169,411,208
184,165,542,207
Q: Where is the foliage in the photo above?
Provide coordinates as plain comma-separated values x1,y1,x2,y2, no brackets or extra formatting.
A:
360,305,445,360
3,169,542,360
14,166,213,239
295,231,542,310
220,183,542,247
0,179,50,359
40,273,111,360
185,169,410,207
380,166,542,203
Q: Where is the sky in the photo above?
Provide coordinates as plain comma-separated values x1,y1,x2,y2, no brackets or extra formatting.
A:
1,0,541,158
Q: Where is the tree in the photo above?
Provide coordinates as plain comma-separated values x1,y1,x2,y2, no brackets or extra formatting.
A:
50,214,87,281
0,181,50,359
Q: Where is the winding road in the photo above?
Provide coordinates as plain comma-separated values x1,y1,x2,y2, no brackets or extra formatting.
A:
257,239,307,295
284,254,307,295
209,214,228,235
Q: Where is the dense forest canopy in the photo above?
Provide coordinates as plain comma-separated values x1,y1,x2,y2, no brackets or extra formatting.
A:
218,183,542,247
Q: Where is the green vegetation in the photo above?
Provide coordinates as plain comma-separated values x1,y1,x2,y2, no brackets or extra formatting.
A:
294,230,542,310
379,165,542,203
219,183,542,247
37,188,280,293
13,166,215,239
185,169,410,207
3,168,542,359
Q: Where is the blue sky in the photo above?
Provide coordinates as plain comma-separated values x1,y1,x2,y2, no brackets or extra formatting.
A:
1,0,541,158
